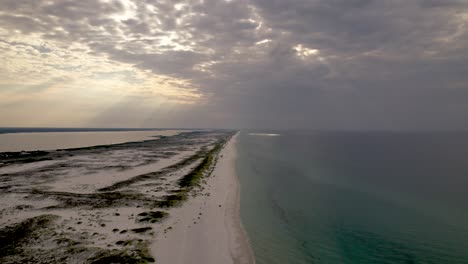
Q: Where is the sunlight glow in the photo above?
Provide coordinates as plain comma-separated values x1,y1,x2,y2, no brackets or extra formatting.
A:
255,39,272,45
294,44,319,59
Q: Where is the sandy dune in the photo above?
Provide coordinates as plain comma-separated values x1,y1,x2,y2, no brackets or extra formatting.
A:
0,130,254,263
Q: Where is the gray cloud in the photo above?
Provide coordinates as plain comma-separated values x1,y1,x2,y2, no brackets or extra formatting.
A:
1,0,467,130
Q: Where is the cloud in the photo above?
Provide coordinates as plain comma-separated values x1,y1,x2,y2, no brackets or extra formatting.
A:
0,0,467,129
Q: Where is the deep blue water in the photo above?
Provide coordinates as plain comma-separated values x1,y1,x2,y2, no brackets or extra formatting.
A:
236,131,468,263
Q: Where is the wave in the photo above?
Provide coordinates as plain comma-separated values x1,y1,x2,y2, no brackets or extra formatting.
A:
248,133,281,137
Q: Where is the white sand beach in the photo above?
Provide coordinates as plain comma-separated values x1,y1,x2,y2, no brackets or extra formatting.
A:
0,131,254,263
152,133,255,264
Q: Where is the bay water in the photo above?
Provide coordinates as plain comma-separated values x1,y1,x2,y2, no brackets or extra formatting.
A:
0,128,187,152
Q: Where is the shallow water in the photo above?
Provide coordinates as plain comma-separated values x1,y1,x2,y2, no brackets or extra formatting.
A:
236,131,468,263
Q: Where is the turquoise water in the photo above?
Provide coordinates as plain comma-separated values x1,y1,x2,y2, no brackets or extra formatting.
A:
236,131,468,263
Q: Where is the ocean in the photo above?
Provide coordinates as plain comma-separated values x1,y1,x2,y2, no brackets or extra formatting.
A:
236,131,468,263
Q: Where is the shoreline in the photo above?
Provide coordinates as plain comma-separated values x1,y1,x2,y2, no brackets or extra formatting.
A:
151,132,255,264
224,133,256,264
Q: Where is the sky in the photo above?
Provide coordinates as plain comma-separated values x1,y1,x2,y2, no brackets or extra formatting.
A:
0,0,467,130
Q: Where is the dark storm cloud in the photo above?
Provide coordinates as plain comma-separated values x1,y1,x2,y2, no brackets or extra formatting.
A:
1,0,467,129
198,0,468,130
